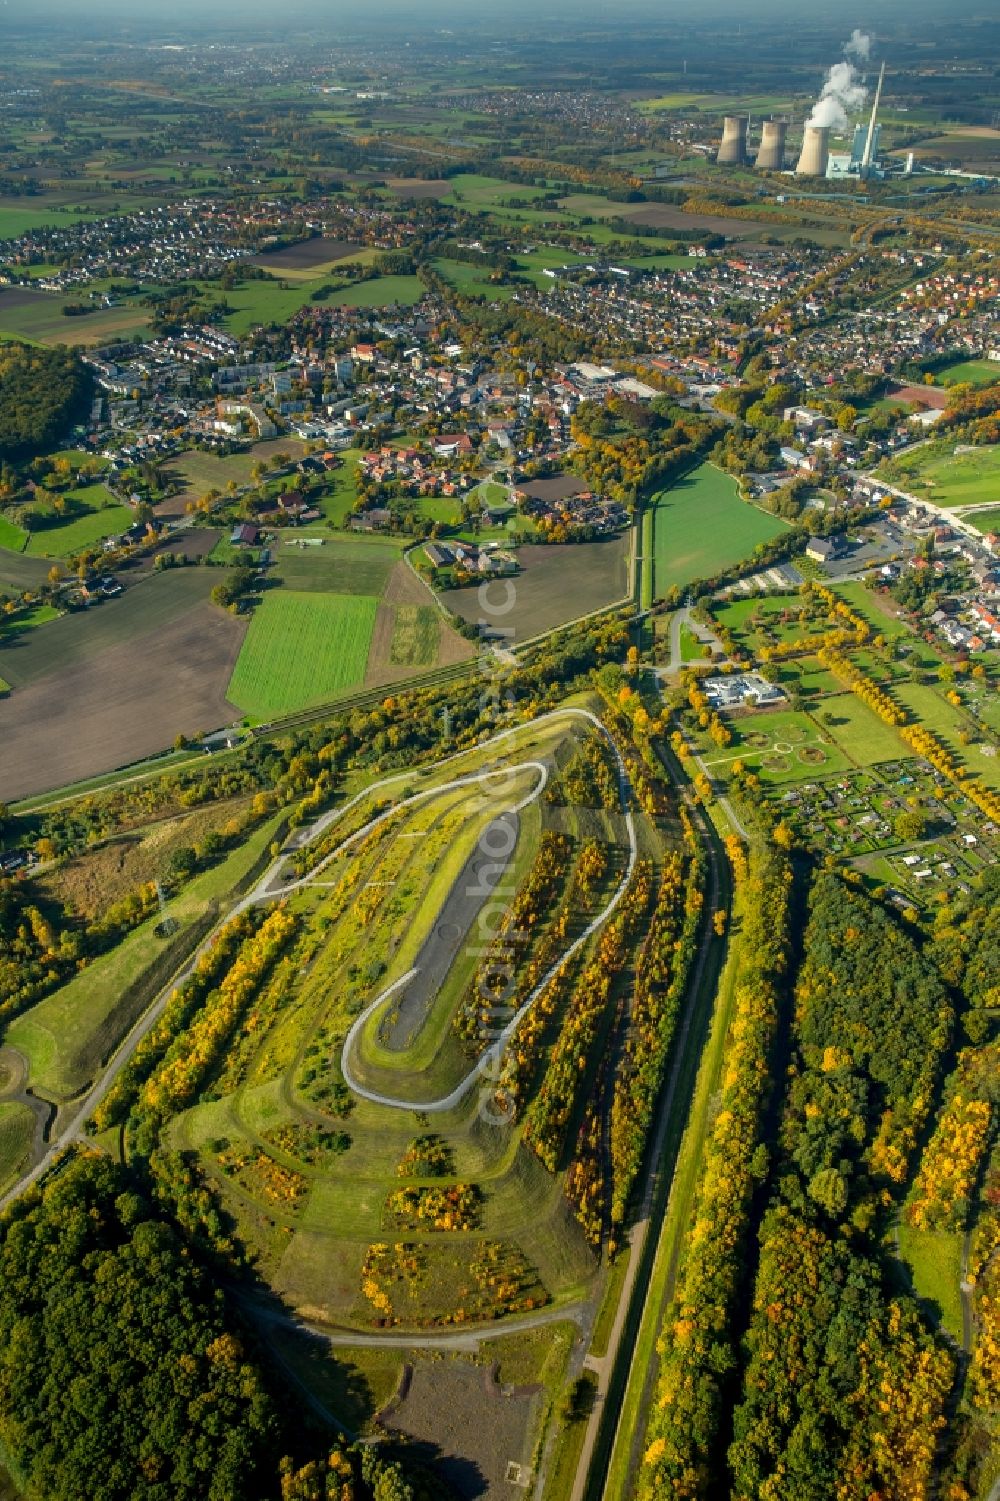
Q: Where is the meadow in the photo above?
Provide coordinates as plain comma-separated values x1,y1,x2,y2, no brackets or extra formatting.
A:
24,485,132,558
879,442,1000,508
936,357,1000,387
226,590,378,718
325,275,425,309
649,464,788,596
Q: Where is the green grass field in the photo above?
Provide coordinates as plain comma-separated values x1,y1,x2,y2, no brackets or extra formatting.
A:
325,275,425,309
312,449,362,525
274,538,399,595
23,486,132,558
962,507,1000,535
0,603,60,640
432,258,518,301
815,693,910,766
937,358,1000,387
831,581,911,641
0,1103,34,1194
227,590,377,717
896,1223,964,1342
879,443,1000,508
649,464,788,595
894,680,1000,790
0,516,28,552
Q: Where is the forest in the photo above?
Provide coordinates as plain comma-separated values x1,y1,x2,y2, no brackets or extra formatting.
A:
0,1152,422,1501
0,345,91,461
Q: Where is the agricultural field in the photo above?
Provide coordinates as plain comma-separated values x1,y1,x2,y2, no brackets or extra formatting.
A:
0,569,247,801
0,286,151,346
648,464,788,596
226,591,378,718
446,535,630,641
877,441,1000,508
226,534,472,719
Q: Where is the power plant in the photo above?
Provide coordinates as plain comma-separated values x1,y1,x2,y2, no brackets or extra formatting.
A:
795,125,831,177
713,58,902,182
717,115,749,165
755,120,787,171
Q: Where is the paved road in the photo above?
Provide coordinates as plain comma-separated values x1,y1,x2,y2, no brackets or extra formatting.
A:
662,607,725,675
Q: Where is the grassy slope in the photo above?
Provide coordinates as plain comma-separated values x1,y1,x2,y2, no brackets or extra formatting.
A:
6,814,283,1100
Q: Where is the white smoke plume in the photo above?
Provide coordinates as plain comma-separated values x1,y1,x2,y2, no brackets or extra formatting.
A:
845,29,871,62
807,33,871,131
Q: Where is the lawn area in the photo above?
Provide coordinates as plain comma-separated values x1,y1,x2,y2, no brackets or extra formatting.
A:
962,506,1000,535
700,705,853,784
831,581,911,641
325,275,425,309
878,442,1000,508
227,590,377,717
814,692,910,766
23,485,132,558
0,603,60,640
896,1223,964,1342
650,463,788,595
0,517,27,552
312,449,362,525
937,357,1000,387
416,495,464,526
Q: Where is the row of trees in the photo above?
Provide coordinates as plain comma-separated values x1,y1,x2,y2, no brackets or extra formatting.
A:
640,839,793,1497
524,859,655,1172
609,820,705,1226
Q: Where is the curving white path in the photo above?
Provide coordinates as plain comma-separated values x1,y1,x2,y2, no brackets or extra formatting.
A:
340,709,637,1114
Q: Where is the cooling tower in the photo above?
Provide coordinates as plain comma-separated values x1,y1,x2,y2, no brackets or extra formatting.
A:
756,120,787,171
795,125,830,177
717,115,749,165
